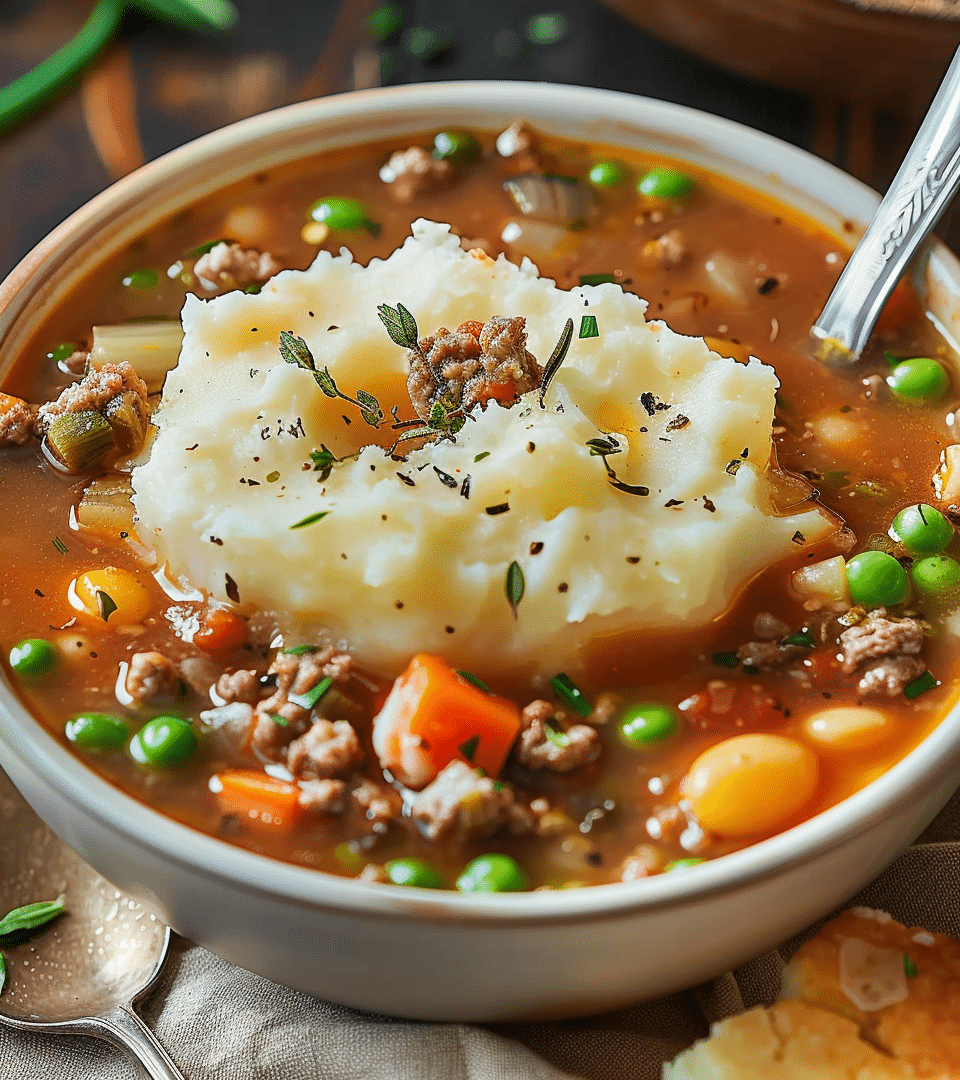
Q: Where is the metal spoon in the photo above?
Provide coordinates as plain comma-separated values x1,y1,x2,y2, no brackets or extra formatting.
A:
811,44,960,363
0,770,185,1079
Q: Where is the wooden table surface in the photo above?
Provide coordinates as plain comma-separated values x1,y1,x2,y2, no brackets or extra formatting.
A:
5,0,942,285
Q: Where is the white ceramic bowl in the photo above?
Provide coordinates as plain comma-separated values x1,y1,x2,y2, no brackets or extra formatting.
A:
2,82,960,1023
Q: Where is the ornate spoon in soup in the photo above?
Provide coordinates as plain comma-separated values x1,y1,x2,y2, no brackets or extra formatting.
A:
812,44,960,363
0,770,185,1079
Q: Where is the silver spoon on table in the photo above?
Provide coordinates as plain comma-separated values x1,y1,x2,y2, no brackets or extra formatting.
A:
0,770,185,1079
812,45,960,363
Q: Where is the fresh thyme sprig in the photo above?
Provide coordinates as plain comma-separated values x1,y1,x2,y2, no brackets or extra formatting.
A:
377,302,419,350
279,331,383,428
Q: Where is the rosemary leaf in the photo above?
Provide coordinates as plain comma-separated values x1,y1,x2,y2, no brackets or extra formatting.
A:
549,673,592,718
538,318,574,409
96,590,118,622
457,670,490,693
290,511,330,530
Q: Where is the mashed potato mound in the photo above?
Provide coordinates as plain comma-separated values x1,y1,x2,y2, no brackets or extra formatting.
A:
132,220,837,676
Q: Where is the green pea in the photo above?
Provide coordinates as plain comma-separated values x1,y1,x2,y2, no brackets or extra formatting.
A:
9,638,57,678
365,2,402,43
637,167,694,200
846,550,910,608
910,554,960,598
129,716,196,767
886,357,949,405
589,160,628,188
309,197,379,235
663,857,705,872
121,268,158,290
385,858,443,889
456,853,527,893
620,703,677,747
65,712,128,751
47,342,80,364
890,503,954,554
432,129,480,163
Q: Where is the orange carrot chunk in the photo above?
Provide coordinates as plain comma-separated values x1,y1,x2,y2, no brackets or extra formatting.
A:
213,769,302,830
194,607,248,652
371,653,522,789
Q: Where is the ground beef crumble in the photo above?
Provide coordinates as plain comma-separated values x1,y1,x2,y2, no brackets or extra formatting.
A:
411,760,515,841
286,719,364,780
514,699,601,772
0,393,38,445
124,651,182,703
35,361,148,436
836,608,927,697
215,668,262,705
407,315,542,425
297,778,346,814
194,242,283,292
736,640,807,672
379,145,453,202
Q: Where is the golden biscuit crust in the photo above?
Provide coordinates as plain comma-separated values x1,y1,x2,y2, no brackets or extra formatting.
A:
780,908,960,1077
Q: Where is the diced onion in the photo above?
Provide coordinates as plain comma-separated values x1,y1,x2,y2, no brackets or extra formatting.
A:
75,475,136,540
91,321,184,394
503,174,590,227
937,443,960,503
792,555,850,609
500,219,569,261
703,252,750,306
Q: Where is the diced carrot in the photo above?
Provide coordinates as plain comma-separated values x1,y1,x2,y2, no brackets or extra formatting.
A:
194,606,248,652
371,653,522,789
875,279,922,334
213,769,302,830
483,380,517,404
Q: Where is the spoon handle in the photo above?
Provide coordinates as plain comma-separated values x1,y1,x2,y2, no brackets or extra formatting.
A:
811,44,960,363
83,1004,187,1080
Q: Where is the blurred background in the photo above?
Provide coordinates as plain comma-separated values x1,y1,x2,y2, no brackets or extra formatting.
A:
1,0,959,280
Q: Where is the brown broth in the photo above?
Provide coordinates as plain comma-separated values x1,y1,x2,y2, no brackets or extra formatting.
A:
1,128,958,890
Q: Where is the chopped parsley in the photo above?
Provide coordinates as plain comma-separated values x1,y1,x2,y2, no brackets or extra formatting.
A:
290,511,330,529
549,673,592,718
578,315,599,339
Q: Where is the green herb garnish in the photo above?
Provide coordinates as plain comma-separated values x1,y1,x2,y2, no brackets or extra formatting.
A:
289,676,333,711
474,451,490,462
579,315,599,339
266,471,280,483
0,897,65,938
782,629,815,648
289,511,330,530
904,954,919,978
586,434,621,458
279,331,382,428
506,560,525,619
376,302,419,350
188,237,235,258
52,536,68,555
544,723,570,747
457,670,490,693
549,673,592,718
712,651,739,668
96,590,118,622
579,273,616,286
904,670,938,699
458,734,480,762
538,318,574,409
366,2,402,42
284,644,316,655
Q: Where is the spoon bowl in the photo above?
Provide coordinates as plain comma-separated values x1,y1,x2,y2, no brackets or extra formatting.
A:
0,770,184,1078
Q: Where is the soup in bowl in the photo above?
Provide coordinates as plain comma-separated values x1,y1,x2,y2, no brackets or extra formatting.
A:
1,82,959,1020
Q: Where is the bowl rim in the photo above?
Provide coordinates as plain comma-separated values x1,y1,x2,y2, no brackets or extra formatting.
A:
2,79,960,927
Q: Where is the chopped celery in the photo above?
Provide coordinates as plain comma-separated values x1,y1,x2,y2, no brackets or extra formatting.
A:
46,410,113,472
76,475,136,539
91,321,184,394
103,392,146,452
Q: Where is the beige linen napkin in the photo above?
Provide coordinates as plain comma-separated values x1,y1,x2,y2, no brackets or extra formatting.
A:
2,783,959,1080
